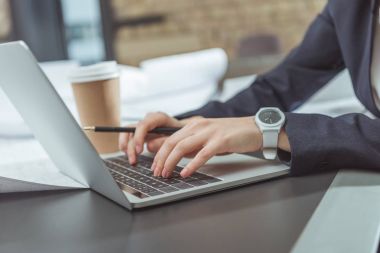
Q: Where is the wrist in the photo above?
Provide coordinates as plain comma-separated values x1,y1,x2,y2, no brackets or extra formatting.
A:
251,116,263,151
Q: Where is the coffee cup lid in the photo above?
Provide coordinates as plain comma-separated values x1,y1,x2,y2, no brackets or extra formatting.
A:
69,61,119,83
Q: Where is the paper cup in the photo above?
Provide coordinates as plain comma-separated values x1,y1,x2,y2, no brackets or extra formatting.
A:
69,61,120,154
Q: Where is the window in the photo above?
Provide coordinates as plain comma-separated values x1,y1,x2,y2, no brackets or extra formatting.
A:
61,0,105,64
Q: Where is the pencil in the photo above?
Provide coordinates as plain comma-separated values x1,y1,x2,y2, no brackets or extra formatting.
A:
83,126,180,135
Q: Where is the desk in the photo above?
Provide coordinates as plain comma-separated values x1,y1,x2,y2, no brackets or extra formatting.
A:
0,171,336,253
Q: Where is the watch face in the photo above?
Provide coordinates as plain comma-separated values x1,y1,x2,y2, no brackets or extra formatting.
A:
258,109,282,124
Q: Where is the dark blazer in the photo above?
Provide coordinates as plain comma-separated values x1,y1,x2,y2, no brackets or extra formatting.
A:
178,0,380,175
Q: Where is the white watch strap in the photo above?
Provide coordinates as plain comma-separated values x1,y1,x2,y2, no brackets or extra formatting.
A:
262,130,279,160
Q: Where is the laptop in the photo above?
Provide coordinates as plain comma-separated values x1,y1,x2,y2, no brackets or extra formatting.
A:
0,41,289,210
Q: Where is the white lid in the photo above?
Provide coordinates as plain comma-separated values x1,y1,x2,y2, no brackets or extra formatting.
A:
69,61,119,83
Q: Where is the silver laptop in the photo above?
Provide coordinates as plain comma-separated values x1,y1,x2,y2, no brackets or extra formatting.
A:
0,41,289,210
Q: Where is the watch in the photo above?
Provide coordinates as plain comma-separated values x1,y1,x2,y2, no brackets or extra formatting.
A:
255,107,286,160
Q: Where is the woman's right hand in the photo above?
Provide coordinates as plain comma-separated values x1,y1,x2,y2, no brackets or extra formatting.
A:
119,112,185,164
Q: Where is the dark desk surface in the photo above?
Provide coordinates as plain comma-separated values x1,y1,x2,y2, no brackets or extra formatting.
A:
0,172,337,253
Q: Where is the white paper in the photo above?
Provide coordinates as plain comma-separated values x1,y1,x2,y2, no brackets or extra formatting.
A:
0,138,85,193
0,159,86,193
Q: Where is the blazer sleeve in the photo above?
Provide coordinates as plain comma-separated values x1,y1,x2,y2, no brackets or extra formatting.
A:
284,113,380,175
176,4,358,175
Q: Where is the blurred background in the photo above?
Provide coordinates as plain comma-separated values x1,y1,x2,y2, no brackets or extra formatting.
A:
0,0,326,76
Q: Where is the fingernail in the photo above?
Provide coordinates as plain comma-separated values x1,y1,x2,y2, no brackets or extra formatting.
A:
162,169,168,178
181,168,189,178
154,165,161,177
151,161,156,171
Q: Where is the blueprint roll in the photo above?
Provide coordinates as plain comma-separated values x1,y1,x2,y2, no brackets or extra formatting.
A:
139,48,228,97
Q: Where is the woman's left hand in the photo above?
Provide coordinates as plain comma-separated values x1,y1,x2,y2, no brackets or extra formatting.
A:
152,117,263,178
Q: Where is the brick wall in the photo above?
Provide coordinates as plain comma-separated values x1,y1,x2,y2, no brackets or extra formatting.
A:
111,0,327,66
0,0,11,41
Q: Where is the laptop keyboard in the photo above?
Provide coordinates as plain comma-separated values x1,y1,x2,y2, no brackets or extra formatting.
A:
104,155,222,199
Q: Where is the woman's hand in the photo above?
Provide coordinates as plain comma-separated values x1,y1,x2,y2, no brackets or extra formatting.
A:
120,112,266,177
120,112,290,178
119,112,185,164
150,117,263,178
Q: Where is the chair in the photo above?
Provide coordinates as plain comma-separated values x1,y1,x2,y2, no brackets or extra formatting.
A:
237,34,281,58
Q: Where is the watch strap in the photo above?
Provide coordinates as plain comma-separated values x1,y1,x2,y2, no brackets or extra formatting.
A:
262,129,279,160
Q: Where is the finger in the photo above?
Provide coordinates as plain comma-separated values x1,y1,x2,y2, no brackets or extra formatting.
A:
184,151,198,158
146,136,167,153
127,134,137,165
162,134,207,178
134,112,172,154
145,133,163,142
119,132,129,152
119,123,136,152
153,128,194,177
180,142,219,178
